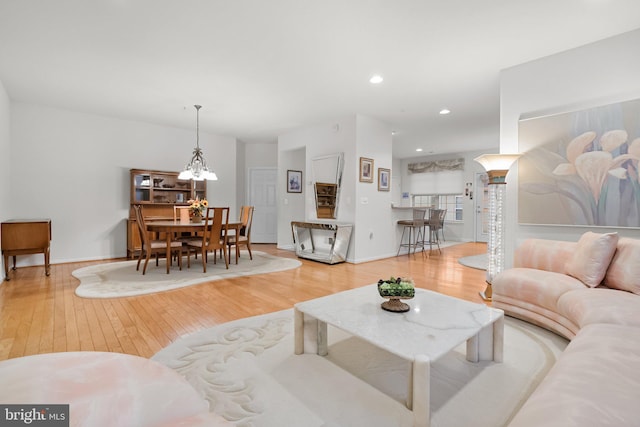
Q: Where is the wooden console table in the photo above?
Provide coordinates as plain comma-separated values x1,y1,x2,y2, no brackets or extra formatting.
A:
1,219,52,280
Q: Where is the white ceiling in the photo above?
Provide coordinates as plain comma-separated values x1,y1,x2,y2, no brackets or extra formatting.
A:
1,1,639,159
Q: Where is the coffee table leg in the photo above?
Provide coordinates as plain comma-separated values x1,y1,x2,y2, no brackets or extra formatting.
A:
466,315,504,363
412,355,431,427
493,314,504,363
466,334,479,363
317,320,328,356
294,308,304,355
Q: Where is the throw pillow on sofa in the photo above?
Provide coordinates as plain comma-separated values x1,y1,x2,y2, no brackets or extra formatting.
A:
603,237,640,295
565,231,618,287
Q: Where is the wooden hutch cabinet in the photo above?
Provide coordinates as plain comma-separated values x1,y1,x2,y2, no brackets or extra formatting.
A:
127,169,206,258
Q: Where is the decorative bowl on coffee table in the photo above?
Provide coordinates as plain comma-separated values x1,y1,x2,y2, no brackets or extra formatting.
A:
377,277,415,312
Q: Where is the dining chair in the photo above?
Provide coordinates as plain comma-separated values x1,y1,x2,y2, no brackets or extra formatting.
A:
133,205,183,274
186,207,230,272
227,206,254,264
172,205,201,257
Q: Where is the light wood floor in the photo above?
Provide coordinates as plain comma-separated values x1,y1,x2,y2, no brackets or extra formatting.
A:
0,242,488,362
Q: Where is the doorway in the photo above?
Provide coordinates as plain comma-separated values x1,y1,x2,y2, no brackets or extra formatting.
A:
248,167,277,243
474,172,489,243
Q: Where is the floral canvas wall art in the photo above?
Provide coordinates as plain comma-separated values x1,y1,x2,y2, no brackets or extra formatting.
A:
518,98,640,228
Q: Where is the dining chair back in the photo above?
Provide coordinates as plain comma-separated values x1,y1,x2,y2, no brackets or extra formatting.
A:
228,206,254,264
133,204,183,274
187,207,230,271
173,206,191,222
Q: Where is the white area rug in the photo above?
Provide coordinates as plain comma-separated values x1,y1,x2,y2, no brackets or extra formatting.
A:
458,253,487,270
73,251,301,299
153,308,568,427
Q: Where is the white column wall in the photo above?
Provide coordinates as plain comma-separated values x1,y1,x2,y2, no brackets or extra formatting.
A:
500,28,640,266
9,102,237,265
353,115,393,262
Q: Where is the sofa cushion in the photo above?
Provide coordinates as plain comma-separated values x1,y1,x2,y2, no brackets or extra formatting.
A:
492,268,586,313
508,323,640,427
557,288,640,328
513,238,575,273
604,237,640,295
565,231,618,287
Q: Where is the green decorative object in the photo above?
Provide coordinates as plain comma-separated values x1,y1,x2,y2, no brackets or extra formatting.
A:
377,277,415,312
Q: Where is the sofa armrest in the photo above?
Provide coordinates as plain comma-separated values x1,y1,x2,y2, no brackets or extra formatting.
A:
514,239,576,274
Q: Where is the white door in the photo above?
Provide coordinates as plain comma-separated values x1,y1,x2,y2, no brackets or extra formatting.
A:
474,172,489,243
248,167,277,243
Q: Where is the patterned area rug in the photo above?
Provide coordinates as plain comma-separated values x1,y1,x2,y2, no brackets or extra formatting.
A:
153,309,568,427
72,251,301,298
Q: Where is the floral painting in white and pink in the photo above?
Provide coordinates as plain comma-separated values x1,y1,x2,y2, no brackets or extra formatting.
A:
519,98,640,228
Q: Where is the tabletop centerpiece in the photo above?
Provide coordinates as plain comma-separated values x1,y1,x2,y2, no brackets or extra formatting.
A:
377,276,415,312
188,197,208,223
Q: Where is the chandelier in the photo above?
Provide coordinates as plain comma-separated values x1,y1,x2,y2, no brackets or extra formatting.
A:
178,105,218,181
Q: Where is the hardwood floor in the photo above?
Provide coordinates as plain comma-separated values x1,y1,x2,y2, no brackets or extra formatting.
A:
0,242,488,361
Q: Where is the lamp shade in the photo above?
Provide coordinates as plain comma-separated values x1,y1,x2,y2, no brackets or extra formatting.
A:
473,154,521,172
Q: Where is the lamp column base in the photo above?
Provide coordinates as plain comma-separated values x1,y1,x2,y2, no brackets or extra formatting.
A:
479,282,492,301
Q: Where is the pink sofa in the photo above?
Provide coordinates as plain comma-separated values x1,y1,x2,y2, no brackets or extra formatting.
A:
0,351,233,427
492,232,640,427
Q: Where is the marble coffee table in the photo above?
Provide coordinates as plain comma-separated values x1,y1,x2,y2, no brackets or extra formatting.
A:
294,284,504,427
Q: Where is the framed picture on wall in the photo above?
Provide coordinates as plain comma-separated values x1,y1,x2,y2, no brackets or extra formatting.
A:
287,170,302,193
378,168,390,191
359,157,374,183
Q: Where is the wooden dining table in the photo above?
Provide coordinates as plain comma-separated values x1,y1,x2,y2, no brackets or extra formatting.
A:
146,220,242,274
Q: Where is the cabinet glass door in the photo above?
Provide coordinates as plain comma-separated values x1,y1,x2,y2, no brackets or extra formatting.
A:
133,174,151,203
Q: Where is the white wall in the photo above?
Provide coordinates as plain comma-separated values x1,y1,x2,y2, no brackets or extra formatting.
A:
245,142,277,169
9,102,237,265
276,147,306,250
0,79,10,279
277,117,356,252
353,115,393,262
500,28,640,265
277,115,394,263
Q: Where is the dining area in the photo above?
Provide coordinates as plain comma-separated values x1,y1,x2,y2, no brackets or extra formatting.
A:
133,203,255,275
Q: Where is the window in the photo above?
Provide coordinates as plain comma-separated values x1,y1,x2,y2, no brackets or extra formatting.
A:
412,194,463,221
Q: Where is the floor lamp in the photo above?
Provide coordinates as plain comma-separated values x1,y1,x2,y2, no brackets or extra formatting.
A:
474,154,521,301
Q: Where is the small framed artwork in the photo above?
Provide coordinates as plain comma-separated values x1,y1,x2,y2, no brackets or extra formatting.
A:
378,168,390,191
287,170,302,193
359,157,374,183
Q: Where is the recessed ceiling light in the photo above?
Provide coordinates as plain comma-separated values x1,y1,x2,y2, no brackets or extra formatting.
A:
439,109,451,115
416,148,423,152
369,75,384,84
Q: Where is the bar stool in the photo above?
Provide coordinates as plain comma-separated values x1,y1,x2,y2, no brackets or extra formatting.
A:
424,208,444,254
396,208,427,256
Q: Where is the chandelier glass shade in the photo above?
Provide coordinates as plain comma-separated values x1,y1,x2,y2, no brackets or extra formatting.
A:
178,105,218,181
